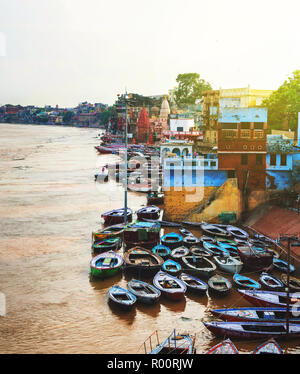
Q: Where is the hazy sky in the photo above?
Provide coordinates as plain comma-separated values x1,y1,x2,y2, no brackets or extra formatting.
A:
1,0,300,107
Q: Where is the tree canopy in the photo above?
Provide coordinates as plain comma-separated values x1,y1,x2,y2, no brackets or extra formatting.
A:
174,73,212,107
263,70,300,131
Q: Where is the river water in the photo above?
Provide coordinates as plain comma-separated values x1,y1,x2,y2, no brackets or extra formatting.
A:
0,123,299,354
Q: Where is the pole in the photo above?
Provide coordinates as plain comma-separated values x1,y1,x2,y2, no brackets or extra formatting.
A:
286,239,291,339
124,93,128,225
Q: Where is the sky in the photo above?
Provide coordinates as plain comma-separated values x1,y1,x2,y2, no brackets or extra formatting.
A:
1,0,300,107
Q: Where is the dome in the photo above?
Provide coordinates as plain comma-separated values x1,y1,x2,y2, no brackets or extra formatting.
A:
150,106,160,114
160,97,170,119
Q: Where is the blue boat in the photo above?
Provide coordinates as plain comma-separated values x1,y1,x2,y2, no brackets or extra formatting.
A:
127,279,161,304
107,285,137,309
202,241,230,256
162,259,182,275
183,235,200,248
233,274,261,290
179,273,208,295
161,232,183,249
152,244,171,259
216,241,238,255
273,258,296,273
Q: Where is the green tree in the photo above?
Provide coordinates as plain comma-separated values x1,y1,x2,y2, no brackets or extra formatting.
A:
63,111,74,123
263,70,300,131
174,73,211,107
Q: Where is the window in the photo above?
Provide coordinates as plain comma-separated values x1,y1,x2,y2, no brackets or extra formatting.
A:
270,154,276,166
177,127,183,132
192,168,196,184
256,154,263,166
222,123,238,129
241,154,248,165
254,122,264,129
240,122,251,129
281,154,287,166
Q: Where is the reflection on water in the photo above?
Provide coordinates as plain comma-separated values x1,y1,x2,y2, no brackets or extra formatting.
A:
0,124,300,354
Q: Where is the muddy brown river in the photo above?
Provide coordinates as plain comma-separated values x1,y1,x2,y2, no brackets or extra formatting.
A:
0,123,299,354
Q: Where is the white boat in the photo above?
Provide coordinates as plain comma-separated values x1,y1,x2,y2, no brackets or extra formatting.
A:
213,255,243,274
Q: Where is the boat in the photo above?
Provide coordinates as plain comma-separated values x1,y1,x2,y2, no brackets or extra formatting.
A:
92,237,122,253
226,225,249,240
161,232,183,249
200,222,230,237
281,274,300,291
208,275,232,296
179,273,208,295
237,246,273,272
128,175,152,193
92,224,125,242
252,338,283,354
127,279,161,304
199,235,215,244
179,228,193,237
162,259,182,275
190,246,212,258
205,339,239,354
203,321,300,340
214,255,243,274
233,274,261,289
90,251,124,279
101,208,133,225
182,255,216,278
150,330,195,354
273,258,296,273
183,235,200,248
216,237,237,246
136,205,160,220
260,272,284,291
210,307,300,323
171,246,190,260
202,241,230,256
141,218,182,228
123,221,161,250
152,244,171,259
153,271,187,300
147,192,164,205
237,289,300,307
216,241,238,256
123,247,164,274
107,285,137,309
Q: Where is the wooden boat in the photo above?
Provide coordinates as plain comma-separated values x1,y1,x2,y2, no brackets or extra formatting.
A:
226,225,249,239
179,228,193,237
128,176,152,193
161,232,183,249
182,255,216,278
92,224,125,242
107,285,137,309
90,251,124,278
216,237,237,246
203,321,300,340
153,271,187,300
252,338,283,354
190,246,212,258
94,167,109,182
199,235,215,244
136,205,160,220
200,222,230,237
208,275,232,296
141,218,182,228
273,258,296,273
171,246,190,260
237,289,300,307
101,208,133,225
152,244,171,259
202,241,230,256
214,255,243,274
216,241,238,256
183,235,200,248
123,247,164,273
205,339,239,354
260,272,283,291
123,221,161,250
281,274,300,291
162,259,182,275
179,273,208,295
150,330,195,354
233,274,261,290
210,307,300,323
147,192,164,205
92,237,122,253
127,279,161,304
237,246,273,272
